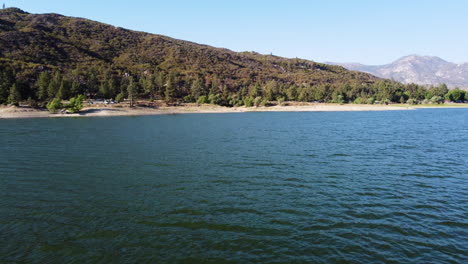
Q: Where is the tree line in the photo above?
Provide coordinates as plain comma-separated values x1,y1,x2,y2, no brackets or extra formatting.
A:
0,63,465,107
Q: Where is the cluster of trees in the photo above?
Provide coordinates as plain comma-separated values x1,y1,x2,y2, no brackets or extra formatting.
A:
0,61,465,108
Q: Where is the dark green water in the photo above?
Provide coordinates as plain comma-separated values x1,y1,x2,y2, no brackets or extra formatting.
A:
1,109,467,263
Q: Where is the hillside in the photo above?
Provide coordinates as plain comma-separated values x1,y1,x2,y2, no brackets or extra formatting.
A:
0,8,442,106
329,55,468,89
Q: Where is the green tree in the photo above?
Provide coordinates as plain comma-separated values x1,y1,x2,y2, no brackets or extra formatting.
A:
445,88,465,102
66,95,85,113
248,83,261,98
85,72,99,97
277,96,285,105
154,71,165,99
334,94,345,104
46,98,63,113
297,87,310,102
70,80,81,97
141,74,154,99
286,85,297,101
209,77,221,96
108,77,119,99
243,97,254,107
264,80,278,101
47,71,62,99
37,71,50,101
254,96,263,107
208,93,223,105
57,80,70,100
7,84,21,106
165,73,176,103
196,95,209,104
115,92,125,103
0,66,14,104
98,80,110,98
426,84,449,99
190,77,205,99
405,83,426,100
127,78,137,107
399,96,406,104
430,96,444,104
353,97,364,104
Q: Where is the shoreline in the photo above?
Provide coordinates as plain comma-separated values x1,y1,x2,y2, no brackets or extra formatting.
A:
0,103,465,119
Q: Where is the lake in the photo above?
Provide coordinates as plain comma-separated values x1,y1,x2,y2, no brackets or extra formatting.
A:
0,109,467,263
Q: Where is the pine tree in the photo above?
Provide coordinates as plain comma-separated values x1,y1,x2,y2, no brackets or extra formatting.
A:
86,72,99,96
99,80,110,98
248,82,261,98
37,71,50,101
0,81,7,104
71,80,81,97
57,80,70,100
108,78,119,99
7,83,21,106
0,66,14,104
127,78,137,107
47,81,58,99
264,80,278,101
155,71,165,99
47,71,62,99
165,73,176,103
190,78,205,99
141,75,154,99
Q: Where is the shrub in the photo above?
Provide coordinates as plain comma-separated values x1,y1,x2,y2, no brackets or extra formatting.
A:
367,97,376,104
115,92,125,103
399,96,406,104
228,96,243,107
183,95,195,103
254,96,262,107
66,95,85,113
354,97,364,104
334,94,345,104
381,99,390,105
277,96,285,105
196,95,209,104
260,98,270,107
430,96,444,104
47,98,63,113
208,94,223,105
243,97,254,107
233,99,243,107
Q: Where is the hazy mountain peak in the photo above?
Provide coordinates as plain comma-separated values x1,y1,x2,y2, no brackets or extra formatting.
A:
396,55,449,64
330,55,468,89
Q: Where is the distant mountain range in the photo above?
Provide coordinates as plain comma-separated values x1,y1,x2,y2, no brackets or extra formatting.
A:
328,55,468,89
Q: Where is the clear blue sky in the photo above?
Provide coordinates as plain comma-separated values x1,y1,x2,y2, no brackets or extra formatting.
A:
6,0,468,64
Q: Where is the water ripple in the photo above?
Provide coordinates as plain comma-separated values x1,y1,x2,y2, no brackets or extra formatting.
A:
1,110,467,263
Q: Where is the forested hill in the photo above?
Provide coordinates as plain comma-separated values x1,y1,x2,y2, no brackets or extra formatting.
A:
1,7,448,106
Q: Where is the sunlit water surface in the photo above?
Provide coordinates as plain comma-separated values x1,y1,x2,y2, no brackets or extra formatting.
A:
1,109,467,263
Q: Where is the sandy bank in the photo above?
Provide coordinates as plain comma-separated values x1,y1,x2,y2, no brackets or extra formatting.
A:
0,103,419,119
